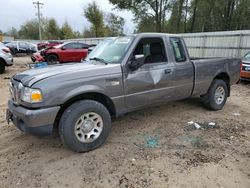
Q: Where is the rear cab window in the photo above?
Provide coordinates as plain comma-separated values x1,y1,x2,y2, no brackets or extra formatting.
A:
170,37,187,62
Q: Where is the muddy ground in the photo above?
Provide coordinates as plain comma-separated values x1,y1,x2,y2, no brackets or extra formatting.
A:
0,57,249,188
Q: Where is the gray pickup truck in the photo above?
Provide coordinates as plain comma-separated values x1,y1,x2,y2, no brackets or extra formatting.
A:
6,33,240,152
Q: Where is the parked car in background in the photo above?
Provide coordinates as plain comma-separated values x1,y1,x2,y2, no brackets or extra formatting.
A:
37,42,48,50
46,40,63,48
37,41,63,50
39,42,89,63
240,52,250,81
6,41,38,55
0,42,13,73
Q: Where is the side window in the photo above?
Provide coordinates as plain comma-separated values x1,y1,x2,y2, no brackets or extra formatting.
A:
19,42,28,49
133,38,167,64
170,38,186,62
63,43,76,49
81,43,89,49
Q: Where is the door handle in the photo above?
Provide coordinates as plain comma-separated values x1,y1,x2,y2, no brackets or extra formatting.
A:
164,69,172,74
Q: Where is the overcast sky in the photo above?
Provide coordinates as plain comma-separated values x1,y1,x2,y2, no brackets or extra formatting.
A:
0,0,135,34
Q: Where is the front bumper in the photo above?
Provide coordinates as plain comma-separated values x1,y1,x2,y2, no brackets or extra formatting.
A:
240,71,250,81
7,100,60,136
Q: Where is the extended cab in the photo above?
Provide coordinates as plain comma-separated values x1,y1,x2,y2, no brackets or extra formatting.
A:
6,33,241,152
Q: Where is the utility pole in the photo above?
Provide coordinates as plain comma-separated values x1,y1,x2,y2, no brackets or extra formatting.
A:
33,1,44,41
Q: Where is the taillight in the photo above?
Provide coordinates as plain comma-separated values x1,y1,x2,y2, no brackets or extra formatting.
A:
2,48,10,53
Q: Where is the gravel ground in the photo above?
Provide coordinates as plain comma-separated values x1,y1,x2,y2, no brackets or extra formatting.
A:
0,57,249,188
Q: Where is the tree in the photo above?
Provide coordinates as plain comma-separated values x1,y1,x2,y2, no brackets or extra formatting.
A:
6,27,19,38
60,21,75,39
18,19,40,39
44,18,60,39
136,17,158,32
167,0,185,33
84,2,105,37
105,13,125,36
109,0,170,32
83,29,95,38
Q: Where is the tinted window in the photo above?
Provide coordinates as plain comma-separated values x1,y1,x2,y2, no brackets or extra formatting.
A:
170,38,186,62
19,42,29,49
6,42,17,48
80,43,89,49
63,43,84,49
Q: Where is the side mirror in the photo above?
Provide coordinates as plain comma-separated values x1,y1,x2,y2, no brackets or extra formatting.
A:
61,47,66,50
129,54,145,71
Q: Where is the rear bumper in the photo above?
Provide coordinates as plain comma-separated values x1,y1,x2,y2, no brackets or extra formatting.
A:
7,100,60,136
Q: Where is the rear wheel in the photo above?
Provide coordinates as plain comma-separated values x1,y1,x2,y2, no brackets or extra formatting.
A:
46,54,58,64
0,60,5,74
59,100,111,152
202,79,228,110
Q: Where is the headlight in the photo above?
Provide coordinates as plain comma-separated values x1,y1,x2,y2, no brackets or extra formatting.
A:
20,87,43,103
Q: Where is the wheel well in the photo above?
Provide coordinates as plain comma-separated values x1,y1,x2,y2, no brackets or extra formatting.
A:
0,57,6,65
53,92,116,129
214,73,230,96
46,53,59,60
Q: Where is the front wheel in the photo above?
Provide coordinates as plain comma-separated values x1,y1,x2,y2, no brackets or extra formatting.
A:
59,100,111,152
46,54,58,64
202,79,228,111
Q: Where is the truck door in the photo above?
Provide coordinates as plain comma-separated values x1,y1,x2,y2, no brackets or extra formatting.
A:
123,37,175,110
167,37,194,101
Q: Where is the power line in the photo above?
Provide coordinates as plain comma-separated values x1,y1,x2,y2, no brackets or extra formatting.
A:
33,1,44,41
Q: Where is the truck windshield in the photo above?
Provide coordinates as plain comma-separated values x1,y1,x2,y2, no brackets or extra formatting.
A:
87,37,133,64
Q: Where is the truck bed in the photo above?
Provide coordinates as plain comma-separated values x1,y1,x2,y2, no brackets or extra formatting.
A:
191,57,241,96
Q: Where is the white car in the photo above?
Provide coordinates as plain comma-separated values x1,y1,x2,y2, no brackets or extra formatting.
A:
0,42,13,73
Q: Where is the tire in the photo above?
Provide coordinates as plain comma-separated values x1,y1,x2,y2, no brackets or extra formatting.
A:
59,100,111,152
46,54,58,64
202,79,228,111
0,60,5,74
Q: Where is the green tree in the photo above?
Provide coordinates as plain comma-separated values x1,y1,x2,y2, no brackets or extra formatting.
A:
167,0,185,33
84,2,105,37
18,19,40,39
109,0,170,32
44,18,60,39
105,13,125,36
6,27,19,38
60,21,75,39
136,17,157,32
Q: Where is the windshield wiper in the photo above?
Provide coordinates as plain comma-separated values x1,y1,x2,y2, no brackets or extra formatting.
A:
89,57,108,65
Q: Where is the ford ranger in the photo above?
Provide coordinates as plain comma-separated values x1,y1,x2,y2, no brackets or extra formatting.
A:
6,33,241,152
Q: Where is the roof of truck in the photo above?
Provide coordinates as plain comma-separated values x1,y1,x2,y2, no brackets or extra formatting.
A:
133,32,180,38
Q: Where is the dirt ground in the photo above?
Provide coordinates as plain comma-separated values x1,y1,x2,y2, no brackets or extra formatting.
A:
0,57,249,188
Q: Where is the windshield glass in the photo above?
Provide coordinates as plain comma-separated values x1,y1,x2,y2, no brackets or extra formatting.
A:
87,37,133,63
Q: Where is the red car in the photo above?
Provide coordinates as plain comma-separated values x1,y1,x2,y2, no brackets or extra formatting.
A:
240,52,250,81
37,41,63,50
32,42,89,63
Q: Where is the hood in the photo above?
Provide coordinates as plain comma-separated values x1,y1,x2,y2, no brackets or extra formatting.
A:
13,62,121,87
